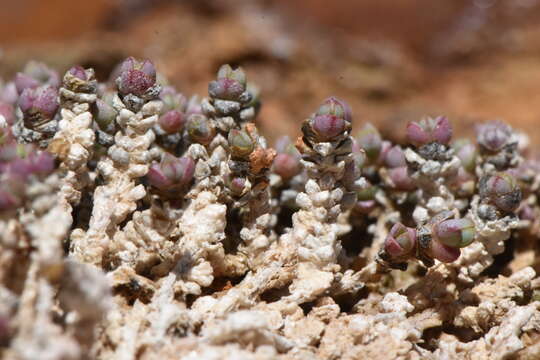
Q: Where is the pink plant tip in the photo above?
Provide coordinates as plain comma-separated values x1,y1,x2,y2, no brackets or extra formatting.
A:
406,116,452,147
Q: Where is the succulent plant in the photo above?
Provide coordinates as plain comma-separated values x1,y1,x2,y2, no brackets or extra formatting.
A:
187,113,215,145
0,59,535,360
476,120,513,153
158,110,185,134
14,61,60,94
146,154,195,194
406,116,452,147
115,57,159,98
479,172,522,213
18,85,59,126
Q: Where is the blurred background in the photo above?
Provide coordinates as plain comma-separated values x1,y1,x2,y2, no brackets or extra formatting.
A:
2,0,540,144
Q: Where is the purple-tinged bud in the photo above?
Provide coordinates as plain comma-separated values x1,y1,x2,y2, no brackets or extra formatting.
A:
429,240,460,263
94,98,118,131
19,85,59,120
356,123,382,161
186,114,215,145
431,116,452,144
15,74,40,94
0,102,15,125
146,154,195,191
68,66,87,81
208,64,247,100
352,141,367,169
388,166,416,191
229,176,247,196
273,153,301,180
15,61,60,94
217,64,247,85
25,150,55,177
116,57,157,96
316,97,352,124
0,144,54,179
158,110,185,134
384,223,416,258
384,145,406,168
209,79,245,101
406,116,452,147
453,139,477,173
433,218,475,248
312,115,345,141
160,86,186,112
228,129,254,158
476,121,512,152
406,121,430,147
479,172,522,213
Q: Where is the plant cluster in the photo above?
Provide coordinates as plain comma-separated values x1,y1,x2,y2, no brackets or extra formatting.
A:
0,58,538,360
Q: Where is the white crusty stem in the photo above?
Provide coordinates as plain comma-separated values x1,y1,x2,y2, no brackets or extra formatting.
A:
282,97,357,303
71,93,161,266
229,124,277,269
10,174,110,360
48,67,97,208
174,133,233,295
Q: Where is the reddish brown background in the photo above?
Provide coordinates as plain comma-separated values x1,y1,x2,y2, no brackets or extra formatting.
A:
2,0,540,145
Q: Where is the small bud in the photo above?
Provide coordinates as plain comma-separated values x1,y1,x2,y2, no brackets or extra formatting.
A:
429,240,461,263
19,85,59,120
160,86,186,112
14,61,60,94
116,57,157,96
477,121,512,152
15,74,40,94
68,66,87,81
384,145,406,168
316,97,352,124
453,139,477,173
356,123,382,161
146,154,195,191
24,150,55,177
406,116,452,147
479,172,522,213
433,218,475,248
208,64,247,100
158,110,185,134
228,176,247,196
351,141,367,170
388,166,416,191
273,153,301,180
342,159,361,189
186,114,215,145
228,129,254,158
0,102,15,125
94,98,118,131
384,223,416,258
312,115,345,142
